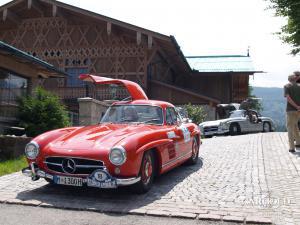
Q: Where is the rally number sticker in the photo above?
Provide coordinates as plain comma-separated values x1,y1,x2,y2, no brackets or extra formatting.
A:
179,125,191,143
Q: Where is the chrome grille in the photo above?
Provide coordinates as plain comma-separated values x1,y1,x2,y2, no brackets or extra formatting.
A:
45,157,104,175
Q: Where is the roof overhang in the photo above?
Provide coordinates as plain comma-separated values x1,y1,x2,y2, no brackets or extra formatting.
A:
0,0,191,74
186,55,263,75
191,70,265,75
0,41,66,78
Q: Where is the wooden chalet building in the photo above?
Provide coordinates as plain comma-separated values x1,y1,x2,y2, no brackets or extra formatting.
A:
0,0,261,125
0,0,220,115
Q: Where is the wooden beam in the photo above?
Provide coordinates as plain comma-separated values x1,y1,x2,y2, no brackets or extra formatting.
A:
146,46,158,64
52,4,57,17
51,4,65,18
107,22,111,35
27,0,32,9
137,31,141,45
28,0,44,16
2,8,21,24
0,54,40,78
2,8,7,21
148,35,153,49
39,0,171,42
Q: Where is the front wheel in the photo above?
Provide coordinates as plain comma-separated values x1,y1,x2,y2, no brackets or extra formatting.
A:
186,137,199,165
131,151,155,194
263,122,272,132
229,123,240,136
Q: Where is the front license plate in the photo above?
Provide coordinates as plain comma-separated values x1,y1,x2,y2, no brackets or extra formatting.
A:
55,176,83,187
87,179,117,189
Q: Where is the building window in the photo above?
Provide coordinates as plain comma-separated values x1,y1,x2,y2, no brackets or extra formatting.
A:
65,68,88,87
0,71,27,104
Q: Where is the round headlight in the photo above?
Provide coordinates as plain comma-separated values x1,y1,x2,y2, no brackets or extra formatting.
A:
25,141,39,160
109,146,126,166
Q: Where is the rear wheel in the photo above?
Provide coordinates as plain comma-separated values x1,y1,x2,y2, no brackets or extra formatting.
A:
186,137,199,165
229,123,240,136
131,151,155,194
263,122,272,132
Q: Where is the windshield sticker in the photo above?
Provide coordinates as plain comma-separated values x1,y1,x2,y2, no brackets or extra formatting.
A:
167,131,176,139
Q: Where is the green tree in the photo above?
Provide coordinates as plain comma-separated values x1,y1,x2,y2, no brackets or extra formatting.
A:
246,85,263,112
18,87,70,137
266,0,300,55
182,103,206,124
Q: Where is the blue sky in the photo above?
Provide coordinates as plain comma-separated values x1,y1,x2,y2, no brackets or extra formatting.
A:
1,0,299,87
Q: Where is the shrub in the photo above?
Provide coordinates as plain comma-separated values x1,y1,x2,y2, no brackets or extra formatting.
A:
182,103,206,124
18,87,70,137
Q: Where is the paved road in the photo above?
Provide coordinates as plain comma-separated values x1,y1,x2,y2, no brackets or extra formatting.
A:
0,133,299,224
0,204,250,225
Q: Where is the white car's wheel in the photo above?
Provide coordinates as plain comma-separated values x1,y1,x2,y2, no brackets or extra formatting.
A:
229,123,241,136
263,122,272,132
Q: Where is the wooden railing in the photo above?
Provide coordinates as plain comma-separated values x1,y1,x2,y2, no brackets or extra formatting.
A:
44,86,129,102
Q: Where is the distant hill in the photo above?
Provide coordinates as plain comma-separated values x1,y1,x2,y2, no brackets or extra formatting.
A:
252,87,286,131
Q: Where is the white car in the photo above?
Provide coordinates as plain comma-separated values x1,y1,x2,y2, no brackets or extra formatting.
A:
199,109,275,138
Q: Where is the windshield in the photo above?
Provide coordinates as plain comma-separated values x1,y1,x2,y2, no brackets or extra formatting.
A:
101,105,163,125
229,110,245,118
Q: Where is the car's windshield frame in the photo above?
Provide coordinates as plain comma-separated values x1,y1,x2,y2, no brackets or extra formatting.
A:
100,104,164,125
229,110,246,118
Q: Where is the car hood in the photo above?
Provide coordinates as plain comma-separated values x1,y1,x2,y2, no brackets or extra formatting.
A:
199,119,231,127
47,123,156,152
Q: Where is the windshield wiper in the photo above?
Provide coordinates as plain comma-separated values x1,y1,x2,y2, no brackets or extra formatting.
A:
141,118,161,124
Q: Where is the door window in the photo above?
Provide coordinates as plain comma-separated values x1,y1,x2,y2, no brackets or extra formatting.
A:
166,107,181,125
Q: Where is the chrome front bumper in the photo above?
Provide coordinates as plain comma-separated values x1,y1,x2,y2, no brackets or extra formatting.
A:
22,164,141,187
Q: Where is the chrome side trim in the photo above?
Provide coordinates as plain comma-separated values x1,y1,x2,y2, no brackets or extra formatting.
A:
161,151,193,168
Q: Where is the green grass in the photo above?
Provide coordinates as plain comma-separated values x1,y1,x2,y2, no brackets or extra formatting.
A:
0,156,27,176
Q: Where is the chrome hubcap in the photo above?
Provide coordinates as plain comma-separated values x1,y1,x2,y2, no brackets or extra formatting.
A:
192,140,198,160
142,155,152,185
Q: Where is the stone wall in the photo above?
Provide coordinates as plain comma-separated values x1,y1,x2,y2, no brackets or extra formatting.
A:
0,136,31,159
78,97,112,126
201,105,216,121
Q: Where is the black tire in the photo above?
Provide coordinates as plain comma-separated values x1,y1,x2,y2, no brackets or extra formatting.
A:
229,123,240,136
131,151,155,194
263,122,272,132
204,135,212,138
186,137,199,165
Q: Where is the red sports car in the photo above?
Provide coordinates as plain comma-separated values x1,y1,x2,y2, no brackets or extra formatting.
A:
22,75,201,193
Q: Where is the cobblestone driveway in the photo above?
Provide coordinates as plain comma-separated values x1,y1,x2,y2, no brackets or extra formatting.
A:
0,133,299,224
